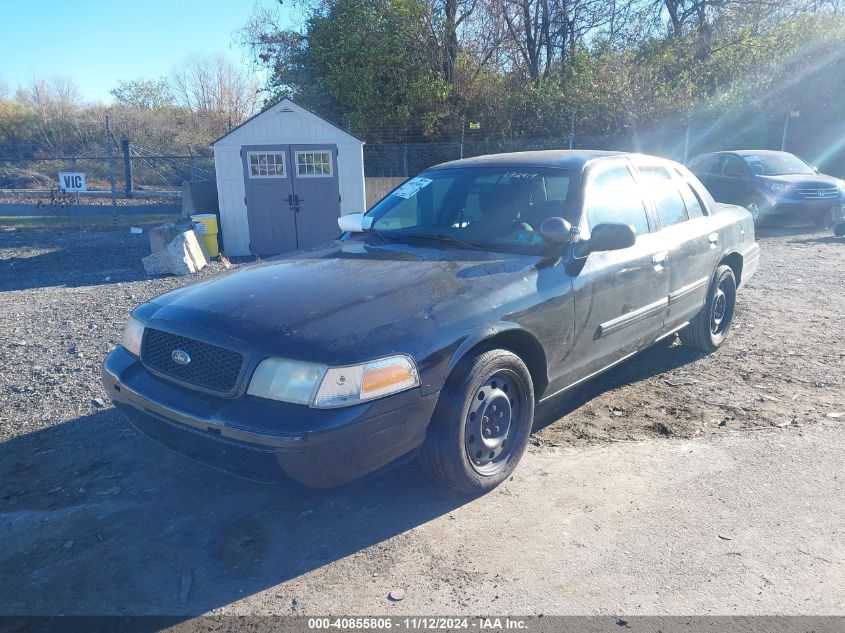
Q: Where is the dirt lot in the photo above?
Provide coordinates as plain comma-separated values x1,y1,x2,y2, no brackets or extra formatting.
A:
0,224,843,616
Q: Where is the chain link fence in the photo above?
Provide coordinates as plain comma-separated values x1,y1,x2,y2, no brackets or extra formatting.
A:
0,154,214,194
2,112,841,215
363,128,692,177
364,115,845,178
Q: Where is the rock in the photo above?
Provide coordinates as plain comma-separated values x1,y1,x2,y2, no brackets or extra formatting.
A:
142,251,169,276
103,276,111,282
63,540,74,549
148,222,182,253
664,377,697,387
718,534,732,540
826,412,843,419
388,588,405,601
91,397,105,408
142,230,208,277
129,226,143,234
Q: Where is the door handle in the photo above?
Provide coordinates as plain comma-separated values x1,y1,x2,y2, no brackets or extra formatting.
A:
286,194,295,210
651,251,668,265
708,232,719,245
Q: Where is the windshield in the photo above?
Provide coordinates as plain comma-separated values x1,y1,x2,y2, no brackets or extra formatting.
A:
365,167,579,254
742,153,815,176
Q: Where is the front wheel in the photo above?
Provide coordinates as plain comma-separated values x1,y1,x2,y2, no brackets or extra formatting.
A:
419,349,534,493
745,200,762,225
814,207,837,230
680,265,737,353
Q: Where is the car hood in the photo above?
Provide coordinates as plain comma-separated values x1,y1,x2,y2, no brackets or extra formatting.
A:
146,240,541,360
757,174,843,189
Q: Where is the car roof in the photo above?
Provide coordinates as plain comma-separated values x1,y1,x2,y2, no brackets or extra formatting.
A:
432,150,627,171
705,149,792,158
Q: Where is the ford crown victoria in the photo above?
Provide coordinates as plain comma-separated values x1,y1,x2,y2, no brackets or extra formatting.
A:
102,151,759,492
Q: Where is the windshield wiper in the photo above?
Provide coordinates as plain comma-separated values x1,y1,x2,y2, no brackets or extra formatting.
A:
403,232,485,251
365,228,401,243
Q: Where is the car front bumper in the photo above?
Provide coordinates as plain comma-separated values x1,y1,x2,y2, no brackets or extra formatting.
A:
763,197,844,222
102,346,439,487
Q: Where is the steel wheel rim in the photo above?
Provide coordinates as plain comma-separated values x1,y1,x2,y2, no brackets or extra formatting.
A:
464,370,525,476
711,284,730,335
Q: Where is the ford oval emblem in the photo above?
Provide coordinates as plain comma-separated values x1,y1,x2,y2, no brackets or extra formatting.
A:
171,349,191,366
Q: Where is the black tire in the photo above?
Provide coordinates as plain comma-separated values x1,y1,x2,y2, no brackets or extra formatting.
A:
814,207,836,230
418,348,534,493
679,265,737,354
834,220,845,238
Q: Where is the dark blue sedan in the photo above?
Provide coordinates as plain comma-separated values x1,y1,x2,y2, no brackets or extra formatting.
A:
689,150,845,227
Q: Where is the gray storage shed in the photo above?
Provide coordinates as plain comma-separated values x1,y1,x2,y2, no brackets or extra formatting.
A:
212,99,366,256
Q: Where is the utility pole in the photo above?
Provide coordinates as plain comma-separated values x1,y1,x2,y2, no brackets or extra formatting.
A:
105,116,117,225
781,107,798,151
683,114,692,164
460,113,466,159
568,111,576,150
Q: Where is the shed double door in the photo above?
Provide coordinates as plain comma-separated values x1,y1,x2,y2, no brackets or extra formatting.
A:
242,144,341,256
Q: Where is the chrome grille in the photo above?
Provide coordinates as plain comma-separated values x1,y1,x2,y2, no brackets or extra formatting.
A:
796,187,840,199
141,328,244,395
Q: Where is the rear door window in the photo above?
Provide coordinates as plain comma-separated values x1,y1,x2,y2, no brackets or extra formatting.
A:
722,157,746,177
638,166,690,228
586,166,651,236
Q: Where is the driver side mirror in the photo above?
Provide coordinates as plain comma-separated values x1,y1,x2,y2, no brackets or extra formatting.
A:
337,212,373,233
586,222,636,254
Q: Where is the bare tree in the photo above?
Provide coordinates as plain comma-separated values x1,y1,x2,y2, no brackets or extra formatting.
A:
111,77,173,109
492,0,619,81
15,76,82,154
170,54,261,124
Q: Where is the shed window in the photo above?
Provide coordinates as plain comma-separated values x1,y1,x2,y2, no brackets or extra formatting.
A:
296,151,333,177
248,152,286,178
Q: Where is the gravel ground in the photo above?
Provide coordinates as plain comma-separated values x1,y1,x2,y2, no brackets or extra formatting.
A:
0,223,843,616
0,228,231,442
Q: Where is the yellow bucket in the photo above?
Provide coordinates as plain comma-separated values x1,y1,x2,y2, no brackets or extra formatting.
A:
191,213,219,258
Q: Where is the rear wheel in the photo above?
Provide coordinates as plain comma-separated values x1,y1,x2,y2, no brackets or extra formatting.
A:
680,265,737,353
419,349,534,493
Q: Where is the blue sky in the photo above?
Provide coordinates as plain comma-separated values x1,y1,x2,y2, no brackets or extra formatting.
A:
0,0,295,103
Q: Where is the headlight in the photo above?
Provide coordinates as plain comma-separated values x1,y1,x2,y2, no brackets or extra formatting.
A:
770,183,784,193
246,354,420,407
313,355,419,408
121,315,145,356
247,358,326,404
837,179,845,194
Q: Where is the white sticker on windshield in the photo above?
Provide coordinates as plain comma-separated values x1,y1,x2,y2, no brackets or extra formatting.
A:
393,177,433,199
